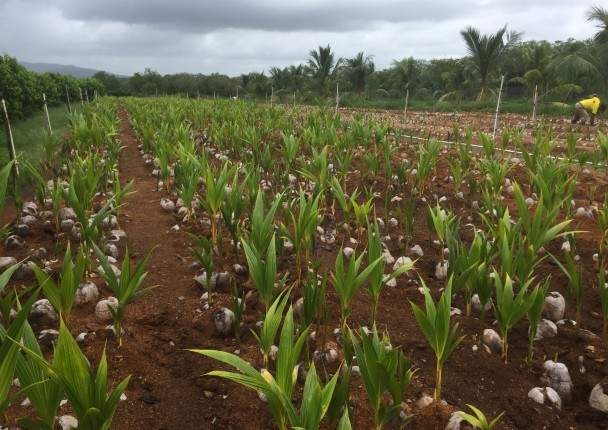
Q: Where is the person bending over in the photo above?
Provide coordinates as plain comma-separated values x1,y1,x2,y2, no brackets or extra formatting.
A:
572,94,607,125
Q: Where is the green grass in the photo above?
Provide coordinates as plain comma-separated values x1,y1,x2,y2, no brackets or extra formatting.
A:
0,104,74,167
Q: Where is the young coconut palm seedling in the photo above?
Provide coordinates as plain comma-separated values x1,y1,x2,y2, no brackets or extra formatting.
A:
331,246,382,335
189,234,215,304
252,289,291,369
551,250,584,326
410,276,464,399
192,306,338,430
458,404,505,430
280,189,322,285
349,325,415,429
32,243,86,327
241,233,288,316
220,172,248,262
93,244,156,347
201,163,237,243
599,264,608,341
367,219,413,325
0,289,39,424
14,320,130,430
330,176,359,239
15,319,64,430
493,272,539,363
526,278,551,361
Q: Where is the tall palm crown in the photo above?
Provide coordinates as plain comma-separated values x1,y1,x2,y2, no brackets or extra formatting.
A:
307,45,342,97
344,52,375,99
460,25,522,100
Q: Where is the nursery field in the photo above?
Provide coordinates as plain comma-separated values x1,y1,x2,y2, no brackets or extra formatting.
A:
1,97,608,430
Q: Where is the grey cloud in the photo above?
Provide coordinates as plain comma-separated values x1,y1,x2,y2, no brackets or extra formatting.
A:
53,0,465,32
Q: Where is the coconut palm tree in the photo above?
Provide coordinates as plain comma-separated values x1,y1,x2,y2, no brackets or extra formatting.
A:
307,45,342,97
460,25,522,100
587,6,608,45
344,52,375,99
547,39,599,98
391,57,421,96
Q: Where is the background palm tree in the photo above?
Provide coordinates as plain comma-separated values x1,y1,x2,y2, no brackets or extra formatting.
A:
391,57,421,97
587,6,608,45
344,52,375,99
460,25,522,100
307,45,342,97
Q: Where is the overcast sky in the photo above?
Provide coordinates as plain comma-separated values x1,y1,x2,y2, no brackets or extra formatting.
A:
0,0,601,77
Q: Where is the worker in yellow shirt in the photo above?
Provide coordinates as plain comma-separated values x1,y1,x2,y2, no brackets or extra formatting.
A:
571,94,606,125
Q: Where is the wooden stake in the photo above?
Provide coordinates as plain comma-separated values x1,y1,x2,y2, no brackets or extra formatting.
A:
65,85,72,113
532,85,538,123
492,75,505,141
1,99,19,177
43,93,52,136
404,88,409,115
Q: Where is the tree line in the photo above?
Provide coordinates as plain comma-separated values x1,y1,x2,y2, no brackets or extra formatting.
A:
0,54,105,120
98,7,607,105
3,6,607,117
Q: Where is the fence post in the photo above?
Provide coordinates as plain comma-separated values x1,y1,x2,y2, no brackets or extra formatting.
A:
65,85,72,113
1,98,19,178
43,93,52,136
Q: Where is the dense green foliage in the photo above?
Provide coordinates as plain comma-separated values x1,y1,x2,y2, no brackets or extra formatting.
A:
0,54,103,120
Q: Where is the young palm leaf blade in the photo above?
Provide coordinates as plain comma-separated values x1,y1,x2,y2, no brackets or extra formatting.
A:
410,276,464,399
93,244,156,346
12,319,130,430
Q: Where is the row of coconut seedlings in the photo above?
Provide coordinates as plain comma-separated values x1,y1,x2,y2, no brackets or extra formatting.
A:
122,95,608,428
0,99,156,429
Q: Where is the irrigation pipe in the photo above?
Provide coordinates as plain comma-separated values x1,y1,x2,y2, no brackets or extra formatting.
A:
394,132,604,168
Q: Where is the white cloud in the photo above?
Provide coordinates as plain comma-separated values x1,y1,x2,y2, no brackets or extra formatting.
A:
0,0,599,76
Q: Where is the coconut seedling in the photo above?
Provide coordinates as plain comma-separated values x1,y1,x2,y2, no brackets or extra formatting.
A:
93,244,156,347
280,132,300,171
0,291,40,424
32,243,86,327
428,203,457,272
14,319,130,430
188,234,215,304
15,318,64,430
551,250,584,326
349,325,415,429
493,272,539,363
201,163,237,243
241,233,287,316
193,305,327,430
458,404,505,430
280,189,322,285
63,176,132,274
331,246,381,335
526,277,551,361
247,190,283,255
366,218,413,326
299,270,326,364
448,158,469,196
410,276,463,400
598,199,608,256
221,173,248,261
351,194,375,243
598,130,608,178
414,138,440,197
599,263,608,341
173,153,200,221
253,289,291,369
330,176,359,238
231,282,245,349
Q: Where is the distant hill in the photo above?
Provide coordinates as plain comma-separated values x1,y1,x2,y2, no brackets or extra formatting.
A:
20,61,126,79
